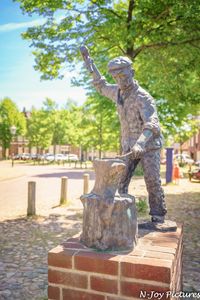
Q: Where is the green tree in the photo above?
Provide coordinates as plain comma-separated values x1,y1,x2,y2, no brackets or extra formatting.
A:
61,99,84,147
80,92,120,158
42,98,61,154
173,117,200,156
16,0,200,135
27,107,53,152
0,98,26,158
39,98,73,152
27,98,83,152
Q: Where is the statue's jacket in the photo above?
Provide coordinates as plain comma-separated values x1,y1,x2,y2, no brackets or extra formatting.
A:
93,77,163,154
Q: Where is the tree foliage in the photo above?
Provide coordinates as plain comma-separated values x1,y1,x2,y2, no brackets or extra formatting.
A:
27,106,53,151
16,0,200,136
80,92,120,158
173,117,200,153
25,96,120,156
0,98,26,157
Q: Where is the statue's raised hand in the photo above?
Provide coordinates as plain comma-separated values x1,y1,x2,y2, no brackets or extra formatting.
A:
80,45,102,80
80,45,94,73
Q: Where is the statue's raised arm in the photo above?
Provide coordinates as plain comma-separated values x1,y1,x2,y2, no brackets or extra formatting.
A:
80,45,118,103
80,45,102,81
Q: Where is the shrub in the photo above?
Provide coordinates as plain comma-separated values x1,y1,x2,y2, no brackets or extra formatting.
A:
136,197,148,215
133,162,144,176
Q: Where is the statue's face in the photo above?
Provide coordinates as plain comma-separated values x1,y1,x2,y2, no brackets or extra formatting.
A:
111,68,133,90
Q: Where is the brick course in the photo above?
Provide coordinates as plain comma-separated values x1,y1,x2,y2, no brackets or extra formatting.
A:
48,286,60,300
121,256,172,283
62,288,105,300
48,224,183,300
48,269,88,289
90,276,118,294
74,251,119,275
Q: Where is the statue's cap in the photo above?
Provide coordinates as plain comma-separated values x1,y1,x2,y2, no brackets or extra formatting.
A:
108,56,132,73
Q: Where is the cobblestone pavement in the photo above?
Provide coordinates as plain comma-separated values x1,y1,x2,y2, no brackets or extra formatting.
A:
0,162,199,299
0,212,83,300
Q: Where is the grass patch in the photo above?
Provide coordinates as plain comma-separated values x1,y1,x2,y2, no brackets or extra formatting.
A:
136,197,148,216
133,163,144,176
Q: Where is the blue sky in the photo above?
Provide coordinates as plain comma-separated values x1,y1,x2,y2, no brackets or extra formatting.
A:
0,0,86,111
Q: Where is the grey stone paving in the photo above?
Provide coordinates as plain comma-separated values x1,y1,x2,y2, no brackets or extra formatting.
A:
0,212,82,300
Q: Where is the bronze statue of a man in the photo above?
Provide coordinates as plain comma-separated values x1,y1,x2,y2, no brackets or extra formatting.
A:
80,46,167,224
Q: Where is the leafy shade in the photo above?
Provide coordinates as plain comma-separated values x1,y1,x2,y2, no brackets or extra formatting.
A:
0,98,26,157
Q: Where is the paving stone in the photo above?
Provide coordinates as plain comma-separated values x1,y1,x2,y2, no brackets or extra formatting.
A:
6,272,16,278
9,283,22,290
0,290,12,299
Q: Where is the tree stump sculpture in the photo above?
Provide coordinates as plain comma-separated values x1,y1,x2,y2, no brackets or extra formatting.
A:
80,159,137,251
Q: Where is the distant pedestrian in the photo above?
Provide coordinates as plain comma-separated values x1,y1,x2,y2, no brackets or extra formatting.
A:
173,161,180,184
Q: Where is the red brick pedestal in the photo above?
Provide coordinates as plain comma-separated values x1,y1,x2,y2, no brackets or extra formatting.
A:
48,225,183,300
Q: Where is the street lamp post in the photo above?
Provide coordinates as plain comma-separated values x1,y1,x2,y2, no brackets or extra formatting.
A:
10,125,17,167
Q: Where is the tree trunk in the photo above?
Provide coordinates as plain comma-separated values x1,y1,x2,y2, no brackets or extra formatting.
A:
2,147,8,159
53,144,56,155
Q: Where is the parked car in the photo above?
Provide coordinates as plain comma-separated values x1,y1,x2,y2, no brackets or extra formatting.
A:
21,153,31,160
30,154,38,160
13,154,22,160
188,168,200,181
67,154,79,161
173,154,194,165
45,154,55,161
160,157,166,164
55,154,68,161
45,153,68,162
36,154,46,160
195,160,200,167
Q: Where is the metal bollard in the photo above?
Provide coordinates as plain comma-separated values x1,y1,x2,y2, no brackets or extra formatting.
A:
27,181,36,216
83,173,89,194
60,176,68,205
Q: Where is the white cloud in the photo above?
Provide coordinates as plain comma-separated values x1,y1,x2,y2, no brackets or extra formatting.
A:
0,19,45,33
0,13,66,33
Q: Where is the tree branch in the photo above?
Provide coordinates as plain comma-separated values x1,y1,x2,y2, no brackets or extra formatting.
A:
118,45,126,55
142,15,183,39
96,45,117,55
90,0,122,19
153,7,170,21
133,37,200,59
190,42,200,50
